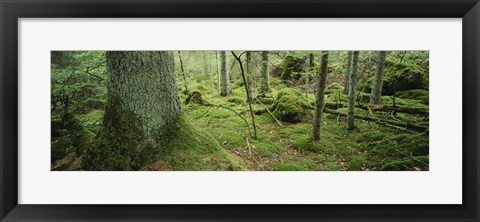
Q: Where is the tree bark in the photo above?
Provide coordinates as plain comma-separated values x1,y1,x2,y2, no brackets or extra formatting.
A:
344,51,353,94
370,51,387,104
203,51,209,81
312,51,329,141
89,51,182,170
246,51,254,100
177,51,189,94
347,51,360,130
216,51,221,93
260,51,270,94
219,51,231,96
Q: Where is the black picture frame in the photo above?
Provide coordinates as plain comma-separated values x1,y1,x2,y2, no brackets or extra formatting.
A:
1,0,479,221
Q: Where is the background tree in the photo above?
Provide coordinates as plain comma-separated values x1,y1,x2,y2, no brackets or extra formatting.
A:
246,51,254,100
219,51,231,96
344,51,353,94
260,51,270,94
84,51,182,170
312,51,329,141
177,51,189,94
370,51,387,104
347,51,360,130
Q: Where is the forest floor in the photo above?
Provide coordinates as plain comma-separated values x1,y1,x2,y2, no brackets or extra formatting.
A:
55,76,429,171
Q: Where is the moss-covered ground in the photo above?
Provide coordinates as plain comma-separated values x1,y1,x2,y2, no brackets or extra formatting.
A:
51,77,429,171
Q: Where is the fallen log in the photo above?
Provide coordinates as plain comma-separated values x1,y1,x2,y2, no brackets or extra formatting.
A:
324,102,428,115
324,108,428,132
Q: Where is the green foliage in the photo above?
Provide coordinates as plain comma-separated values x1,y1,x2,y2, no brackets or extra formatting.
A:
51,51,107,115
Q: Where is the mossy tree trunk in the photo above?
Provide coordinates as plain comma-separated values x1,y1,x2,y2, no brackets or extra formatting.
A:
85,51,182,170
347,51,360,130
344,51,353,94
246,51,254,100
370,51,387,104
260,51,270,94
312,51,329,141
219,51,231,96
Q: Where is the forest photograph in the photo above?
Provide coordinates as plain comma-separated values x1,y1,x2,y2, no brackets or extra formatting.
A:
51,50,429,171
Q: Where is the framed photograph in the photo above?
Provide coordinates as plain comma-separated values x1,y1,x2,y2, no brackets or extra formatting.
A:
1,0,479,221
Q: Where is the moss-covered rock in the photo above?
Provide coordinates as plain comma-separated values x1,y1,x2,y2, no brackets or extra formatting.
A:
281,55,306,81
383,61,428,95
270,88,312,123
325,83,345,95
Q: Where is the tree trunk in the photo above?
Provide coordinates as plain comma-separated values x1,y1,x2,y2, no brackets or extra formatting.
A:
177,51,189,94
312,51,329,141
89,51,182,170
305,53,313,98
344,51,353,94
347,51,360,130
216,51,220,93
260,51,270,94
203,51,209,81
219,51,231,96
246,51,254,100
370,51,387,104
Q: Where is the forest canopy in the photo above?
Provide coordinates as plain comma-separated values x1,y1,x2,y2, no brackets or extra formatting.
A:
51,50,429,171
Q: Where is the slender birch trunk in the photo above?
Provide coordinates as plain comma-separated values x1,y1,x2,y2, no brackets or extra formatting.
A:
370,51,387,104
344,51,353,94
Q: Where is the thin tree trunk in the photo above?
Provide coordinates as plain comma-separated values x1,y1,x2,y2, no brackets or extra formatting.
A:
216,51,220,93
347,51,360,130
219,51,231,96
203,51,209,81
177,51,189,94
370,51,387,104
246,51,254,100
260,51,270,94
344,51,353,94
232,51,257,139
312,51,329,141
88,51,181,170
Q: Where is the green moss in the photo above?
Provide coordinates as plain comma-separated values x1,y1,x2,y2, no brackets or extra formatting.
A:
51,118,63,138
51,137,72,163
157,117,244,171
227,96,246,105
382,61,428,95
252,140,284,157
325,83,345,94
395,89,429,104
61,113,96,154
271,88,312,123
272,163,307,171
381,155,429,171
280,55,306,81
